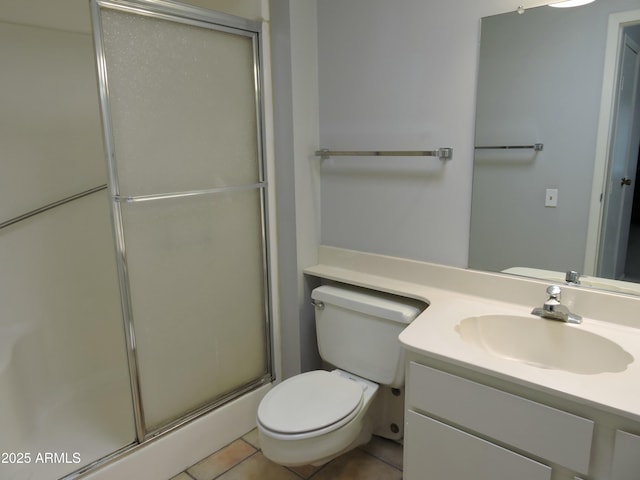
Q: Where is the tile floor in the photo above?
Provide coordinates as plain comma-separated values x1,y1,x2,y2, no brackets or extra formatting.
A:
169,429,403,480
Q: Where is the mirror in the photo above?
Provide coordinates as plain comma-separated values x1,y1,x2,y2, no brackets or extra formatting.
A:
470,0,640,295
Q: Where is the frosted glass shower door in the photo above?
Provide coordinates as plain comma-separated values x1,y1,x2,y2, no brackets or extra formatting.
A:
93,1,271,435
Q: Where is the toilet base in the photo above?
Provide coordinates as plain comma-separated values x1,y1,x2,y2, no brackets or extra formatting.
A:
259,415,374,468
309,419,373,467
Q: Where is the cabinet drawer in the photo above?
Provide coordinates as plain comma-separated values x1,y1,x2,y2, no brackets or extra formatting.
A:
405,410,552,480
611,430,640,480
408,362,594,474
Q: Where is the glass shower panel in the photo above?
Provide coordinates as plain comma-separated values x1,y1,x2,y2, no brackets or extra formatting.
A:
95,2,271,435
121,191,269,431
0,192,135,480
0,20,107,230
0,7,135,479
100,9,260,196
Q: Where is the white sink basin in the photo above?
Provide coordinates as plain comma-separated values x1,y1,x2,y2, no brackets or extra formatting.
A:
455,315,633,374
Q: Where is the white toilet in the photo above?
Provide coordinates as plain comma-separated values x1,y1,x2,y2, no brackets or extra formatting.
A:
257,284,423,467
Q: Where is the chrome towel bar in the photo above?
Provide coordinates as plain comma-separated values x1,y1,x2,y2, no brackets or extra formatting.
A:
475,143,544,151
0,184,108,231
315,148,453,161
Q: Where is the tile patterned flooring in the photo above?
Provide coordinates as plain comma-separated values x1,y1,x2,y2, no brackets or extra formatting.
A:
169,429,403,480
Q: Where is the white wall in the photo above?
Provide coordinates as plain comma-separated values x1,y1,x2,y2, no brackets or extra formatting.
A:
314,0,555,267
271,0,322,377
299,0,640,276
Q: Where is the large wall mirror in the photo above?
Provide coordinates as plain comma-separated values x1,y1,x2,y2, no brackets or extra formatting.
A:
469,0,640,295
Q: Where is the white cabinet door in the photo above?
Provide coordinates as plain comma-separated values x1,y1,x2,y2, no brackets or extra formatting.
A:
405,410,552,480
611,430,640,480
407,362,593,474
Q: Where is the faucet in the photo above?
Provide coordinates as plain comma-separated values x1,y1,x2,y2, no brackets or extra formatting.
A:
565,270,580,285
531,285,582,324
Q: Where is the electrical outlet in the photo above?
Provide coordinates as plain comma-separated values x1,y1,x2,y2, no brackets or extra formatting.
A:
545,188,558,207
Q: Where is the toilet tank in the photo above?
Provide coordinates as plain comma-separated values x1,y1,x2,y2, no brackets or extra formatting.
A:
311,285,425,388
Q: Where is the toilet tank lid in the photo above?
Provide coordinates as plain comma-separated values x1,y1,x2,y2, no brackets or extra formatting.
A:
311,285,424,325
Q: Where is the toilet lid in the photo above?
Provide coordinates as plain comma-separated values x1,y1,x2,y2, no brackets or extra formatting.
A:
258,370,364,435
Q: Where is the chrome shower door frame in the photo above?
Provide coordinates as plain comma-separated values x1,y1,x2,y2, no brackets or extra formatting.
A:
90,0,273,443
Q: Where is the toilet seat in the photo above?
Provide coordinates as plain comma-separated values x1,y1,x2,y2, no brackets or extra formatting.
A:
258,370,365,437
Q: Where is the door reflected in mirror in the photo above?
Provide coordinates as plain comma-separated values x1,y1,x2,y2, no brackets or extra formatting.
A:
469,0,640,295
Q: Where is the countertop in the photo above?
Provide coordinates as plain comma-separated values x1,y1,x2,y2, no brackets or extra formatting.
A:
304,246,640,423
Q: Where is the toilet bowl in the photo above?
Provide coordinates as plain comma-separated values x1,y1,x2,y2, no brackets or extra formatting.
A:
257,369,378,466
257,284,424,467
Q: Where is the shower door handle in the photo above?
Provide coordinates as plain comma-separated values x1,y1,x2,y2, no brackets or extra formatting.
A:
621,177,632,186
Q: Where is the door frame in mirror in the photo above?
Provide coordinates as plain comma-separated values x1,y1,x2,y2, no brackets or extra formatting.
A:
585,9,640,275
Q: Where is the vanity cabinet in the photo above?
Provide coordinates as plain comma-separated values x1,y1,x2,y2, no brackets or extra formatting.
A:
405,361,598,480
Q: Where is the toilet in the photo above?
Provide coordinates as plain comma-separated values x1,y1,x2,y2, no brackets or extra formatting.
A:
257,284,423,467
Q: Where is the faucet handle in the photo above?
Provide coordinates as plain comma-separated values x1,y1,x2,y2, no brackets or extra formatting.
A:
546,285,562,301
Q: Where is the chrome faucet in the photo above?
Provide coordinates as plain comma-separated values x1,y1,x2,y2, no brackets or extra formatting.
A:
565,270,581,285
531,285,582,324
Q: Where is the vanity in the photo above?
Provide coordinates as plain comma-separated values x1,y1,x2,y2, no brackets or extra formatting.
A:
305,246,640,480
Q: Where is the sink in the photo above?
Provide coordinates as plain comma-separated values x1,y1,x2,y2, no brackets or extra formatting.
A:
455,315,633,374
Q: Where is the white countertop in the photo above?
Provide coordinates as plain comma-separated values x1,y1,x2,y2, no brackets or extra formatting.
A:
304,246,640,423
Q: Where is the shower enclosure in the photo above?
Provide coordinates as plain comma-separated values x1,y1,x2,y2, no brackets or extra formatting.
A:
0,1,273,478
